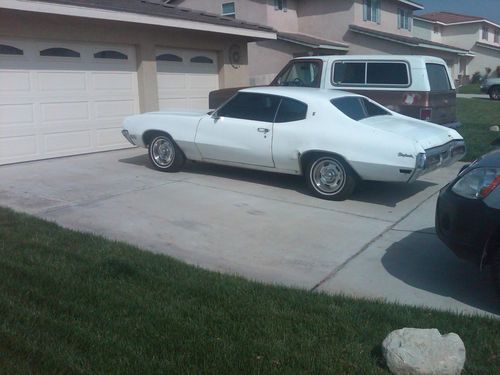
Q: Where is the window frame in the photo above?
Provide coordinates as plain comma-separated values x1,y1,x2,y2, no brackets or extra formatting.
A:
331,96,391,121
93,50,128,60
274,0,288,12
215,92,282,123
274,97,308,123
156,53,183,62
270,59,323,88
363,0,380,24
494,29,499,44
39,47,81,58
331,60,411,88
0,44,24,55
221,2,236,18
397,8,412,31
482,25,489,40
425,63,452,92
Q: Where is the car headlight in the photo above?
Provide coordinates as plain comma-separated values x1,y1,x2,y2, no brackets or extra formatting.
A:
451,167,500,199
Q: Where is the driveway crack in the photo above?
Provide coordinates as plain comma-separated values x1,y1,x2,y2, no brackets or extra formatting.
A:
309,189,440,292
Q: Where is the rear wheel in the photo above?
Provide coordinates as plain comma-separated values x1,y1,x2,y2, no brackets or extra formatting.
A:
489,86,500,100
306,155,356,201
148,135,185,172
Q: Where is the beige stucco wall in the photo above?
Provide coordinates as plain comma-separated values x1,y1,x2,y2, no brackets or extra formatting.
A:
467,44,500,77
0,9,252,113
413,19,434,41
440,23,480,50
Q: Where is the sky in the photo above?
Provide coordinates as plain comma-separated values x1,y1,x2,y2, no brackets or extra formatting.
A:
415,0,500,24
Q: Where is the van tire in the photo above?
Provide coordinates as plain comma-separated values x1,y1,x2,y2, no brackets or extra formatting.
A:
489,86,500,100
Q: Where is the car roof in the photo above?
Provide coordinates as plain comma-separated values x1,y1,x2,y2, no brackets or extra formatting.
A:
239,86,361,102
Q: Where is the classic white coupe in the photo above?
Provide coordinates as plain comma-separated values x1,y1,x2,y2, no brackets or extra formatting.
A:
122,87,465,200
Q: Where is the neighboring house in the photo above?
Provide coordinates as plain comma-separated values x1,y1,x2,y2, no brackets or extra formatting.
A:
414,12,500,82
173,0,470,84
0,0,276,165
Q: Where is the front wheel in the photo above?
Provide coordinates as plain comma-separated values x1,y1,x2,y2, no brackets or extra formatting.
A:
489,86,500,100
306,155,357,201
148,135,185,172
491,239,500,298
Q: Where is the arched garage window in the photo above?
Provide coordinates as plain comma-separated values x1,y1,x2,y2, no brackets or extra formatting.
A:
0,44,23,55
156,53,183,62
94,50,128,60
40,47,80,58
190,56,213,64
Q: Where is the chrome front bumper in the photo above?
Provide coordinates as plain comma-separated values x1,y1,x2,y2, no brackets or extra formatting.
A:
409,140,466,182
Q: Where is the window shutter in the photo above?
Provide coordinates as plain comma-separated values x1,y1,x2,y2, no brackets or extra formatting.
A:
283,0,288,12
397,9,401,29
376,0,381,24
409,15,412,31
363,0,367,21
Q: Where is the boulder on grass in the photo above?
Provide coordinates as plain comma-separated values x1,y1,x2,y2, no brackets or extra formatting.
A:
489,125,500,132
382,328,465,375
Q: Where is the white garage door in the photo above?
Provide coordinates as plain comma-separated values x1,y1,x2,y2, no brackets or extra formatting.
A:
0,38,139,165
156,48,219,110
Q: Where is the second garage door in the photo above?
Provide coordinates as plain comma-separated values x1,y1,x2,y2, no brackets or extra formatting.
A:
156,48,219,110
0,38,139,166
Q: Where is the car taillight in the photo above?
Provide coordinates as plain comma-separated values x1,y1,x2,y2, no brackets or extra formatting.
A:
479,175,500,198
420,107,432,121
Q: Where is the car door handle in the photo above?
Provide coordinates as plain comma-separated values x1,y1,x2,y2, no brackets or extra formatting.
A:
257,128,270,133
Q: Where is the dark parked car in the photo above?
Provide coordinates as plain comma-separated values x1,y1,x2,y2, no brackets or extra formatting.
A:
436,143,500,296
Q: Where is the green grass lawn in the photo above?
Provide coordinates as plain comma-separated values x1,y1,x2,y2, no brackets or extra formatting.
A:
0,207,499,374
457,83,481,94
457,98,500,161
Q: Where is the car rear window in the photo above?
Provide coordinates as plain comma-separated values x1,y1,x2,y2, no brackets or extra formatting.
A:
332,61,409,86
331,97,390,121
275,98,308,123
426,63,451,91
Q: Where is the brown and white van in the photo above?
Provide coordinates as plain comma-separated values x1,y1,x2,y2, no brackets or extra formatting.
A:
209,55,459,128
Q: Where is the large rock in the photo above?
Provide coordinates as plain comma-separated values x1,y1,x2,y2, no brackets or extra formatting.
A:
382,328,466,375
489,125,500,132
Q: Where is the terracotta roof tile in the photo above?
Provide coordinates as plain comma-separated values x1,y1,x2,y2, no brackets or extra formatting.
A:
417,12,485,24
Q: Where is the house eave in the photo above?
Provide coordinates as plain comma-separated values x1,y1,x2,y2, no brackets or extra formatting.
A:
278,36,349,51
396,0,424,11
0,0,277,40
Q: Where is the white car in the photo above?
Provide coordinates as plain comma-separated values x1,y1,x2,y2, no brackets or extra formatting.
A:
122,87,465,200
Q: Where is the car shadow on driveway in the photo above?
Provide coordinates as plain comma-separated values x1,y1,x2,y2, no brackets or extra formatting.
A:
381,228,499,315
119,154,436,207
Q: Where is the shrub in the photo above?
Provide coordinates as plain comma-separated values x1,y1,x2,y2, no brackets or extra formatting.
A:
471,71,482,83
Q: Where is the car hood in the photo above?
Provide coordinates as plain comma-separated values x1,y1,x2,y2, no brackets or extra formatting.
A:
360,115,462,150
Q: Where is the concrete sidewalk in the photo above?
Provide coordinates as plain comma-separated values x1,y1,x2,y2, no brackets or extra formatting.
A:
0,149,498,317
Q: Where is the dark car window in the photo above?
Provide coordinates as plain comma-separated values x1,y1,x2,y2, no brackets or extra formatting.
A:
333,62,366,84
275,98,308,123
331,97,390,120
217,93,280,122
367,62,409,85
272,61,321,87
426,63,451,91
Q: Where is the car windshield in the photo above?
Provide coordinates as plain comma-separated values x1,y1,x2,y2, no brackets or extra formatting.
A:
331,97,390,121
272,60,321,87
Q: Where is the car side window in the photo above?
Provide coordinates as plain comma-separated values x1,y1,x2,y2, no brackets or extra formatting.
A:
331,97,389,120
217,93,280,122
272,61,322,87
275,98,308,123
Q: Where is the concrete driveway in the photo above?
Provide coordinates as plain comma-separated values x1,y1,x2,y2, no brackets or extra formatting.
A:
0,148,498,317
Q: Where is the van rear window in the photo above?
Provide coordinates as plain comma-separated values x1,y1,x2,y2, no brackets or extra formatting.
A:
332,61,409,86
426,63,451,91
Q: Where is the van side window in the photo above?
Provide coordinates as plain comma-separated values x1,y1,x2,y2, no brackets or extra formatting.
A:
333,62,365,84
272,60,322,87
367,63,409,85
333,61,409,86
426,63,451,91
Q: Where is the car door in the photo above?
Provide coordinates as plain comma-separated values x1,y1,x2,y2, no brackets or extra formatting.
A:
195,92,280,167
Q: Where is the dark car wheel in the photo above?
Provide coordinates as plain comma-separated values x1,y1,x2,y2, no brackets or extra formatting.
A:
491,238,500,298
306,155,356,201
148,135,185,172
489,86,500,100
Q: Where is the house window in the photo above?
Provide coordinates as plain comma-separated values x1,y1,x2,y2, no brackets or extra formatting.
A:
274,0,287,12
495,30,499,44
363,0,380,23
398,9,412,31
221,2,235,18
94,50,128,60
40,47,80,58
482,25,489,40
156,53,183,62
190,56,213,64
433,25,440,34
0,44,23,55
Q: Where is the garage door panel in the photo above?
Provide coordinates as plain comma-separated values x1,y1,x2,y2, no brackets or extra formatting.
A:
41,101,90,122
94,100,136,119
0,39,139,165
44,130,92,154
158,97,188,110
0,71,31,92
38,71,87,91
0,136,37,159
187,74,219,89
0,103,35,125
92,72,136,91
